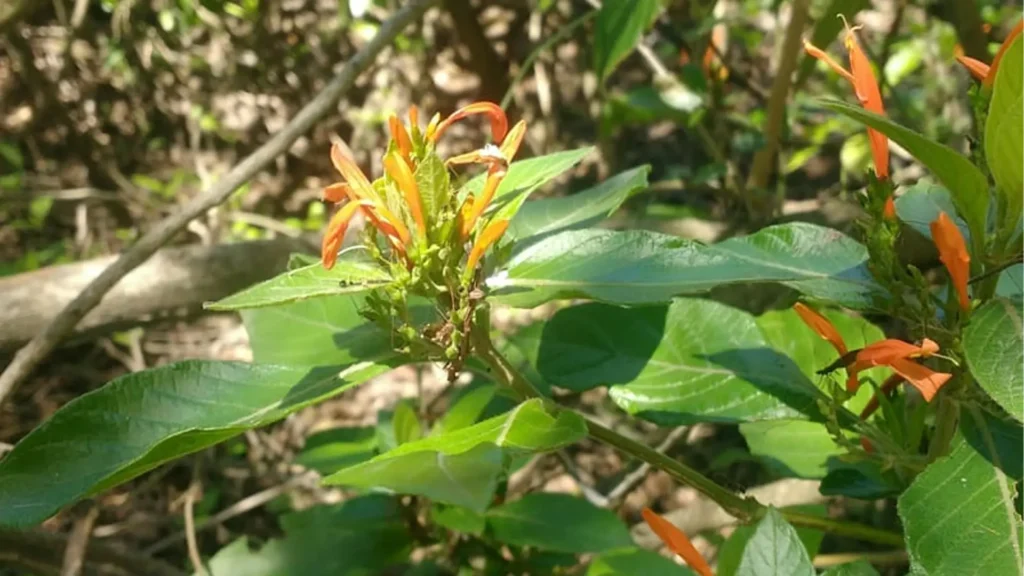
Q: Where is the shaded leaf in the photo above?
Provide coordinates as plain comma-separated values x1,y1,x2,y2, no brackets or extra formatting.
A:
587,547,694,575
593,0,661,83
489,224,883,309
0,361,386,527
820,561,880,576
899,434,1023,574
894,182,972,248
963,298,1023,422
295,426,377,475
487,492,633,553
521,299,823,425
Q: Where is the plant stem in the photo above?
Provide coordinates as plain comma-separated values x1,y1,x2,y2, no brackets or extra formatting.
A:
471,311,905,546
927,386,960,463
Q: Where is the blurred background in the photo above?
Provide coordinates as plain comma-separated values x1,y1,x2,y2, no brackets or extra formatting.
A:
0,0,1020,574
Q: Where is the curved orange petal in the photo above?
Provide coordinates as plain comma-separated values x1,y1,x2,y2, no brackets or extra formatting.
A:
321,201,362,269
986,19,1024,86
850,338,939,372
322,182,355,203
383,151,426,238
388,114,414,166
462,168,504,237
430,101,508,144
465,218,509,272
888,359,951,402
844,28,889,179
408,105,420,130
803,40,856,83
641,508,714,576
793,303,849,355
930,212,971,311
458,194,476,241
500,120,527,160
957,55,991,82
330,143,375,199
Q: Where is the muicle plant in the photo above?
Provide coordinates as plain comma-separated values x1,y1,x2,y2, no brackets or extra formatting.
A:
0,18,1021,575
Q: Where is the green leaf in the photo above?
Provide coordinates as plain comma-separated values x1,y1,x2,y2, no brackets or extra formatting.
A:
392,400,424,445
894,182,972,248
735,508,815,576
986,33,1023,233
414,152,451,228
521,299,823,425
295,426,378,475
997,264,1023,306
719,506,826,576
821,100,990,250
961,407,1023,483
489,223,883,309
587,547,694,575
432,503,486,536
208,259,391,311
963,298,1023,422
592,0,660,84
486,492,633,553
323,399,587,511
509,165,651,242
820,561,880,576
899,434,1023,574
740,420,844,478
205,495,411,576
0,360,386,527
435,384,496,434
461,147,593,214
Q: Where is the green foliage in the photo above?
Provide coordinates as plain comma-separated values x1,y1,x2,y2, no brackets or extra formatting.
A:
592,0,661,84
735,508,815,576
486,492,633,553
963,298,1024,422
489,223,884,309
985,34,1023,233
898,434,1024,574
587,548,694,575
894,182,972,247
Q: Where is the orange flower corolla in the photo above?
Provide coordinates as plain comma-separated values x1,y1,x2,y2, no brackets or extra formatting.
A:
849,338,951,402
859,373,904,420
930,212,971,311
642,508,714,576
804,17,891,213
956,19,1023,86
793,303,859,391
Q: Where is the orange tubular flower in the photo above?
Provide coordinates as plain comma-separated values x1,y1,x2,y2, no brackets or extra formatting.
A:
321,200,363,269
383,151,426,239
451,120,528,237
804,20,890,182
388,114,414,167
793,303,859,392
849,338,951,402
930,212,971,311
957,19,1024,86
465,218,509,273
429,101,508,144
860,373,906,419
642,508,714,576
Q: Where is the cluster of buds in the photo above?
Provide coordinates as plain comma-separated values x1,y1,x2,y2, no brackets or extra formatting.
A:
318,102,526,366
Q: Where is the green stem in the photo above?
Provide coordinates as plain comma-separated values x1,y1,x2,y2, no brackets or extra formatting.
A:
471,310,905,547
927,386,960,463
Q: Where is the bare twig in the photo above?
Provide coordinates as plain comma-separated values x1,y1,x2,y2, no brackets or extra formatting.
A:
745,0,812,195
604,426,688,506
60,504,100,576
0,526,187,576
144,471,316,555
555,451,610,507
184,482,207,576
0,0,438,407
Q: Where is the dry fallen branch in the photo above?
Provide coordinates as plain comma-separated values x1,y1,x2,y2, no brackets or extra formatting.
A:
0,238,311,351
0,526,187,576
0,0,439,407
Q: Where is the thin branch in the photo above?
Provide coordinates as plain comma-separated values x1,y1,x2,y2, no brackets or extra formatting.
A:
60,504,100,576
604,425,688,506
0,526,187,576
745,0,812,194
0,0,439,407
184,482,207,576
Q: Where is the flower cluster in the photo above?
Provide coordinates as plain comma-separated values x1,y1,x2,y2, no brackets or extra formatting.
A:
319,101,525,285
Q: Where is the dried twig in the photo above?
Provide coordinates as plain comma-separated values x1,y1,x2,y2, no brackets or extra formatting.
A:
0,0,439,407
0,526,187,576
603,426,689,506
184,482,207,576
60,504,100,576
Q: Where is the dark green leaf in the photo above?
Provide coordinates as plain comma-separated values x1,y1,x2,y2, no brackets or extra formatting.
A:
719,506,826,576
997,264,1023,306
587,547,694,575
509,166,650,242
392,400,424,445
963,298,1023,422
593,0,660,83
986,34,1023,232
522,300,823,425
432,503,486,536
490,223,883,309
487,492,633,553
735,508,815,576
435,384,496,434
0,361,385,527
894,182,972,248
205,495,411,576
208,258,391,311
821,100,989,250
961,407,1023,483
323,399,587,511
820,462,899,499
295,426,378,475
898,435,1023,574
740,421,844,478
